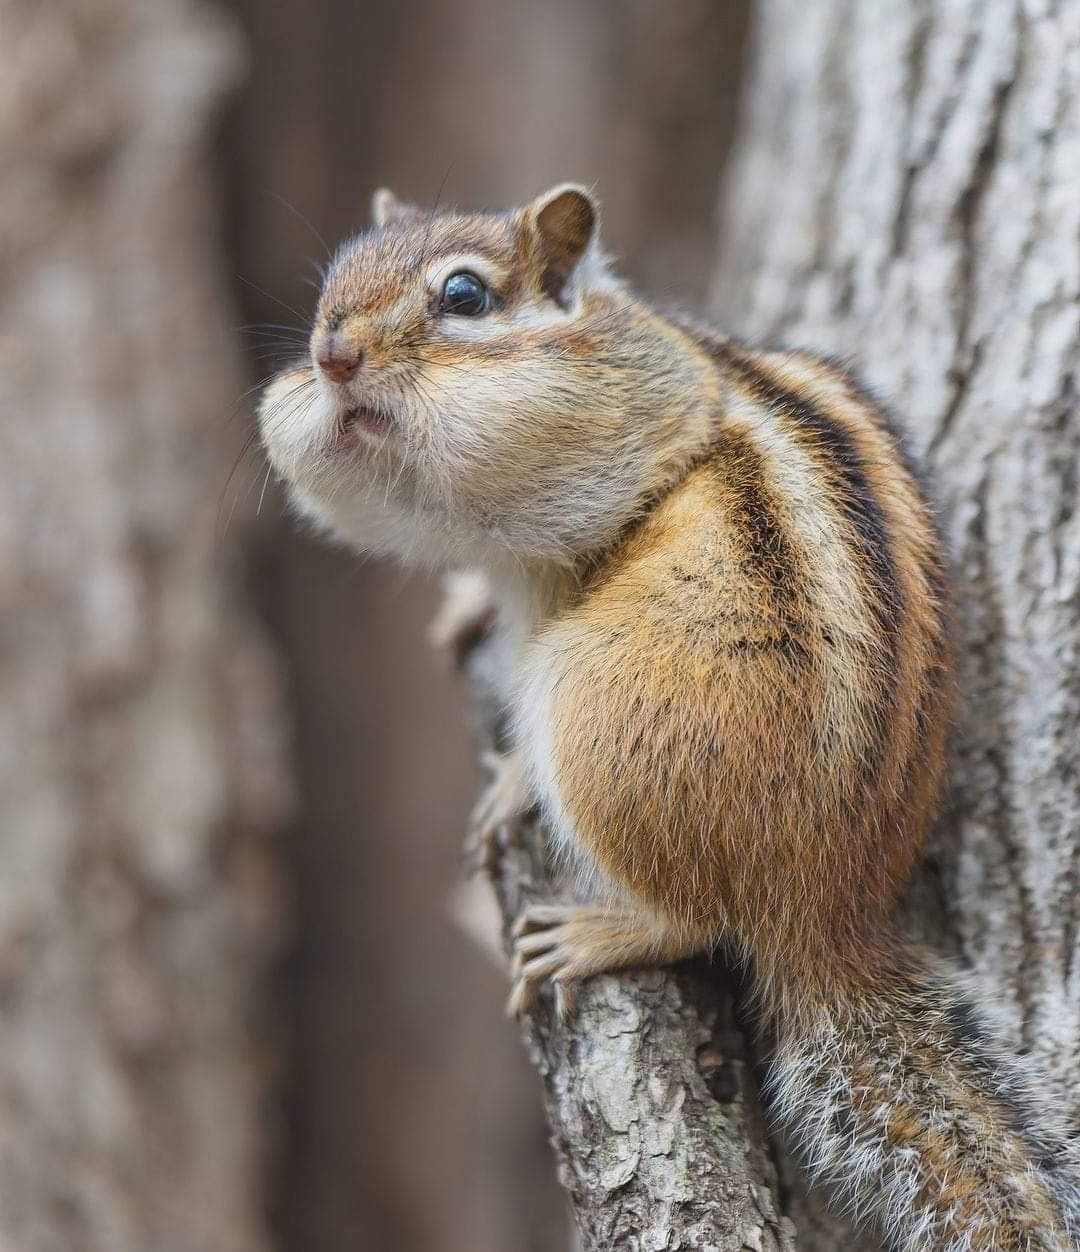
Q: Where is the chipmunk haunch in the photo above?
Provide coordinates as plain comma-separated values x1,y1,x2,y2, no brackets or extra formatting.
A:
259,185,1080,1251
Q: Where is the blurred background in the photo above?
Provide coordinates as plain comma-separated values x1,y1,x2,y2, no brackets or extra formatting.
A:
1,3,749,1250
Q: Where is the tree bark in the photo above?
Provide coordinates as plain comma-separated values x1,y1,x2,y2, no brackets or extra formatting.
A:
0,3,287,1249
711,1,1080,1246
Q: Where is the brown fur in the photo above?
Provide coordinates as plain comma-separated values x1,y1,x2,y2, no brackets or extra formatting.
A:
538,327,951,1009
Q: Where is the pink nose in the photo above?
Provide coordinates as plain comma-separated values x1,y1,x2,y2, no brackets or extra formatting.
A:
315,332,363,383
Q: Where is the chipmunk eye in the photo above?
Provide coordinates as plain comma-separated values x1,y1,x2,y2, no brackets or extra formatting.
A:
440,271,489,316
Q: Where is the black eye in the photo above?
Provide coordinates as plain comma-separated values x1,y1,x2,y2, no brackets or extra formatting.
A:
440,271,489,316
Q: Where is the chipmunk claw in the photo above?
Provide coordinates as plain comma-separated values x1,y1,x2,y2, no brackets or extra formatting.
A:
506,903,689,1023
507,904,607,1021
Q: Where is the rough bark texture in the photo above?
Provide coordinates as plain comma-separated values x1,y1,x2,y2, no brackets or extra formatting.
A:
0,3,287,1249
464,638,796,1252
712,2,1080,1247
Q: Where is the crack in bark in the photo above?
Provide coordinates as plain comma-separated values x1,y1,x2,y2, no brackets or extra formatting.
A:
966,470,1042,1049
929,23,1020,456
890,1,932,259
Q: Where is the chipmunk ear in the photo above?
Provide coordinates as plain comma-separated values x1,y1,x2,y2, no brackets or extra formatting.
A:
526,184,599,305
371,188,423,228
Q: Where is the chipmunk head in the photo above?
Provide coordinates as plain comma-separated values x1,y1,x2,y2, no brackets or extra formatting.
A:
259,185,713,569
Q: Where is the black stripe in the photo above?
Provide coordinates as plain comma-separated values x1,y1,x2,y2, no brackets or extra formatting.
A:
814,356,952,609
693,334,906,800
711,426,802,611
711,339,902,657
709,426,812,663
830,361,932,500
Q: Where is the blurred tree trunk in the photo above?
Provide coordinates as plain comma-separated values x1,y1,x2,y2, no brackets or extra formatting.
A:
223,2,750,1250
0,3,286,1250
713,2,1080,1246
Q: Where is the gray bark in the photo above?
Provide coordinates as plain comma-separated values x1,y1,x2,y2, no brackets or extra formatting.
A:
711,1,1080,1247
0,2,287,1249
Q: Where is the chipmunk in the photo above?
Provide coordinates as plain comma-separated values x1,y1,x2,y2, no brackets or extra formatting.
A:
258,184,1080,1251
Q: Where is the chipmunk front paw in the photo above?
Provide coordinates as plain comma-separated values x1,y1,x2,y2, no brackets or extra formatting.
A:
465,748,529,874
508,904,701,1021
507,905,631,1021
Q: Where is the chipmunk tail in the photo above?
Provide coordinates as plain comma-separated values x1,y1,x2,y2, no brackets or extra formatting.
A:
765,944,1080,1250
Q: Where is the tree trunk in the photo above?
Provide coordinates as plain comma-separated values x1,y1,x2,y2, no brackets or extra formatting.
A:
711,1,1080,1246
0,3,287,1249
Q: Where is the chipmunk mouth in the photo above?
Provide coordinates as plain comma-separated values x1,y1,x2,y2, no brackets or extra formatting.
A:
336,403,393,441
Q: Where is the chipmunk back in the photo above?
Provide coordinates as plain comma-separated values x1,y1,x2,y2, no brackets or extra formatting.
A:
259,185,1080,1251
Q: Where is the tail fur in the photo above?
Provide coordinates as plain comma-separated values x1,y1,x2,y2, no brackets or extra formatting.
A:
767,949,1080,1250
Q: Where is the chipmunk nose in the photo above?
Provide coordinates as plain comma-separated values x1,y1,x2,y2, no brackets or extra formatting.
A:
314,331,363,383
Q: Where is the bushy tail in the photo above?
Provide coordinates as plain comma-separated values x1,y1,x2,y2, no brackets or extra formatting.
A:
767,949,1080,1251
